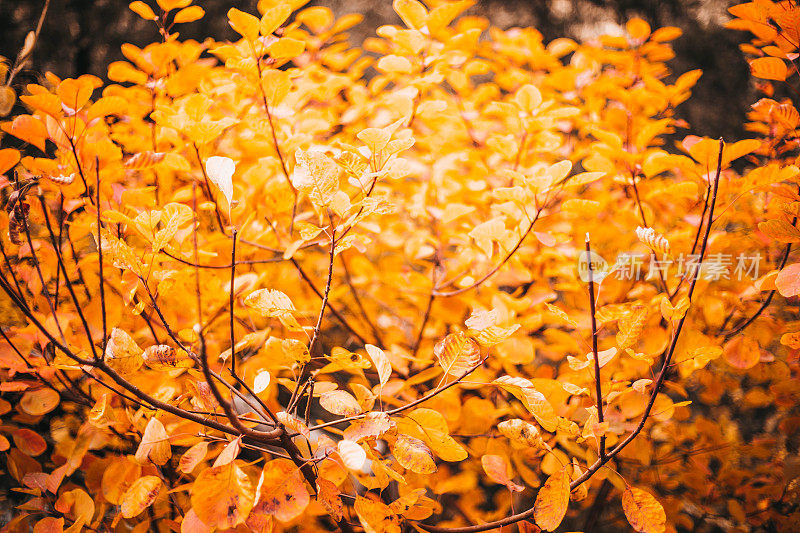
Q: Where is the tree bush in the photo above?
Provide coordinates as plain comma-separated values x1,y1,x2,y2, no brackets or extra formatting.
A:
1,0,799,531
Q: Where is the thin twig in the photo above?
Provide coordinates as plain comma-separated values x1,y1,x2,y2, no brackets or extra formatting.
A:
586,233,605,459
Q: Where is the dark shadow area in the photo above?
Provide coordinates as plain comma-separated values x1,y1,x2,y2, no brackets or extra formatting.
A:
0,0,750,140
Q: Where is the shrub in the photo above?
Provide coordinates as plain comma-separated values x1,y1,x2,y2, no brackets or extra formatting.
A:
1,0,799,531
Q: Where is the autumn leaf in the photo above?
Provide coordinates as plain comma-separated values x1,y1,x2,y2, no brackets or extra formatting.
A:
365,344,392,386
481,454,524,492
750,57,787,81
392,434,437,474
622,486,666,533
493,376,559,432
205,156,235,209
121,476,161,518
253,458,310,522
533,468,570,531
179,441,209,474
354,496,401,533
191,461,255,529
320,389,362,416
135,417,171,466
292,149,340,208
19,388,60,416
434,331,482,376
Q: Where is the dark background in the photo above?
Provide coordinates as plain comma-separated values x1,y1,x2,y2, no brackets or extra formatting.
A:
0,0,752,141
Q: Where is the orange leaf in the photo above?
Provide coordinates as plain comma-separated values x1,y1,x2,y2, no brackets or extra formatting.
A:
626,18,651,41
723,335,761,370
179,441,209,473
253,458,310,522
212,436,241,467
0,148,21,175
316,479,344,521
533,468,570,531
191,461,254,529
750,57,787,81
19,388,60,416
121,476,162,518
759,219,800,243
622,486,666,533
776,263,800,297
129,1,157,20
12,428,47,456
481,454,524,492
392,434,437,474
354,496,401,533
173,5,205,23
135,417,171,465
56,78,95,110
2,115,48,151
33,517,64,533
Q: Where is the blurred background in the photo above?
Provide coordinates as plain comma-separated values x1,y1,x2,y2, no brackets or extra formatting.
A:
0,0,751,141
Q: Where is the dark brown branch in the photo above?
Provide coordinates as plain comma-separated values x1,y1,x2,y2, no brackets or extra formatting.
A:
586,233,605,459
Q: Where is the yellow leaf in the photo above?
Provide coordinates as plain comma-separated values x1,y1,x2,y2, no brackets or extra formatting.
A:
260,5,292,36
497,419,549,449
635,226,670,254
205,156,235,208
617,306,648,350
493,376,559,432
228,8,260,41
268,38,305,59
135,417,171,465
622,486,666,533
244,288,296,317
296,6,334,33
365,344,392,386
393,0,427,29
142,345,193,369
121,476,161,518
434,331,481,376
515,84,542,112
192,462,255,529
104,328,144,374
292,149,340,207
377,55,413,74
0,85,16,116
338,439,367,470
261,69,291,106
392,434,437,474
533,468,570,531
320,390,362,416
399,408,468,462
426,1,474,37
